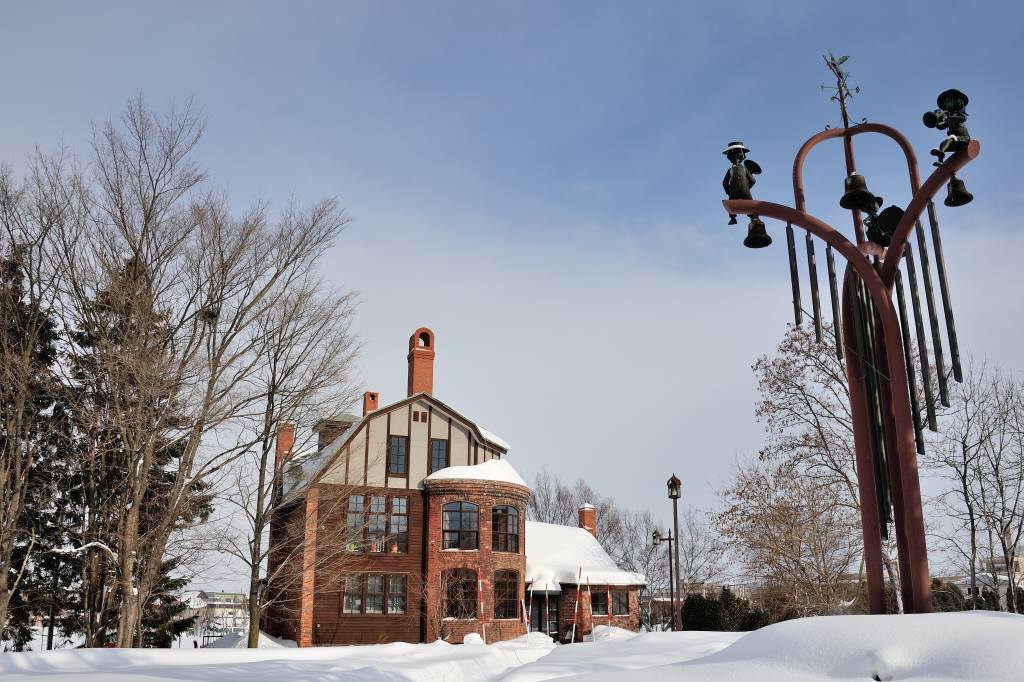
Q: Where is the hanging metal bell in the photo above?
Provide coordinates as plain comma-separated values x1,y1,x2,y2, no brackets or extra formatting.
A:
944,176,973,207
743,217,772,249
839,172,878,212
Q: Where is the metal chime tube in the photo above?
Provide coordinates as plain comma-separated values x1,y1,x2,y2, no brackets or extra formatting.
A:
786,223,803,327
895,268,926,455
826,244,843,360
805,233,823,342
913,219,949,406
847,266,892,537
901,245,938,431
925,200,963,383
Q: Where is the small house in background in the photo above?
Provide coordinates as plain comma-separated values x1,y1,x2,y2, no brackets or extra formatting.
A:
263,327,645,646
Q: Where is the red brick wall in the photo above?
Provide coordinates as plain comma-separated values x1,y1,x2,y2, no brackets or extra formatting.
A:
423,479,530,643
556,585,642,642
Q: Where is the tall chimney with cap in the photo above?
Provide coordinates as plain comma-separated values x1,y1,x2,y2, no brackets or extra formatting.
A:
407,327,435,396
275,422,295,475
578,504,597,538
363,391,379,416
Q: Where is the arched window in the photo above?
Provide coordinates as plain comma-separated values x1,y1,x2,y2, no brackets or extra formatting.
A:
442,501,479,550
492,506,519,553
443,568,478,619
494,570,519,619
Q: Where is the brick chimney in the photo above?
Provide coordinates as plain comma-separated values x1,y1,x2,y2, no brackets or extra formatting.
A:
578,503,597,538
362,391,379,416
407,327,435,396
313,415,358,450
275,422,295,474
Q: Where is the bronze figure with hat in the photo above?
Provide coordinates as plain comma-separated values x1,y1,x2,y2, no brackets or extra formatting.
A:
923,88,973,207
722,141,771,248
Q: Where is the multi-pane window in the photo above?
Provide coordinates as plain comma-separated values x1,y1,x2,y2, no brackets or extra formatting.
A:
612,591,629,616
443,568,478,619
343,575,362,614
366,575,385,614
389,497,409,553
590,591,609,616
346,495,408,554
494,570,519,619
345,495,365,552
388,575,407,614
429,439,449,473
340,574,408,615
442,501,479,550
367,496,387,553
388,435,409,475
492,506,519,553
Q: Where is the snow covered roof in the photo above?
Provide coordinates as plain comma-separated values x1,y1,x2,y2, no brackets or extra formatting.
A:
424,458,527,487
525,521,645,592
477,425,509,451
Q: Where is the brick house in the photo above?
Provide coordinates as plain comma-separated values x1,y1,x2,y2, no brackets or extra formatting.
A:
263,327,644,646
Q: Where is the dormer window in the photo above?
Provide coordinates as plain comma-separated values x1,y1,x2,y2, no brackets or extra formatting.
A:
429,439,449,473
387,435,408,475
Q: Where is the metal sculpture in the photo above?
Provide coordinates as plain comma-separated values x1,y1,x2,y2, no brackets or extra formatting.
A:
719,53,979,614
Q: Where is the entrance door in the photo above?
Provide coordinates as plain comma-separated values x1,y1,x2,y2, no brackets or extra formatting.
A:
528,594,559,638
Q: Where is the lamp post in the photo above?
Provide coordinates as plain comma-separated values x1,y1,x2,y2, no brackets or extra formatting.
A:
667,474,682,630
652,529,676,631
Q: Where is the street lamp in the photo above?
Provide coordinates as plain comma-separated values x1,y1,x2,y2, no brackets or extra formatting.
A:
652,528,676,631
666,475,682,630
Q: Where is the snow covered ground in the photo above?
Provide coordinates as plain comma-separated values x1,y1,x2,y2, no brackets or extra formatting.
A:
2,612,1022,681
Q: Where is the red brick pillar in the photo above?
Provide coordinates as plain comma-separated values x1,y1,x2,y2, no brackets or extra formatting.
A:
298,487,319,647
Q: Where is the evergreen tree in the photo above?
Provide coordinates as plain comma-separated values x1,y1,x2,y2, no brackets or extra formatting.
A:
681,587,770,631
140,560,197,648
67,256,211,646
0,250,68,649
931,579,967,612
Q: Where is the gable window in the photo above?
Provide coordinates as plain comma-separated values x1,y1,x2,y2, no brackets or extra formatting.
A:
494,570,519,619
429,439,449,473
492,506,519,553
388,435,409,475
591,590,609,616
389,497,408,553
442,501,479,550
443,568,478,619
612,591,629,616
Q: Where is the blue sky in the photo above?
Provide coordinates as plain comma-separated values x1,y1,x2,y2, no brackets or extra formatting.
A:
3,1,1022,586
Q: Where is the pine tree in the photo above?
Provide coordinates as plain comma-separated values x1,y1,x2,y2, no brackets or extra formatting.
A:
0,250,68,649
140,560,197,648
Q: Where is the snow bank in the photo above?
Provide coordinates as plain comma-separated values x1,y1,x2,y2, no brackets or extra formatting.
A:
499,630,741,681
564,611,1024,681
525,521,645,591
424,458,527,487
203,631,295,648
583,625,637,642
0,634,554,682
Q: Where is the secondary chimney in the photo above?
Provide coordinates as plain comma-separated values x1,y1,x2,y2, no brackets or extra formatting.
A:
363,391,380,416
578,504,597,538
407,327,436,396
313,415,358,450
275,422,295,474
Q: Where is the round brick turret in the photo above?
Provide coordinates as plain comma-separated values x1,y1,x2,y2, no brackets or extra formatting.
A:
423,477,530,643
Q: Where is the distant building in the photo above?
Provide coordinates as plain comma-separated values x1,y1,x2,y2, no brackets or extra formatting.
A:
189,591,248,632
263,327,645,646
